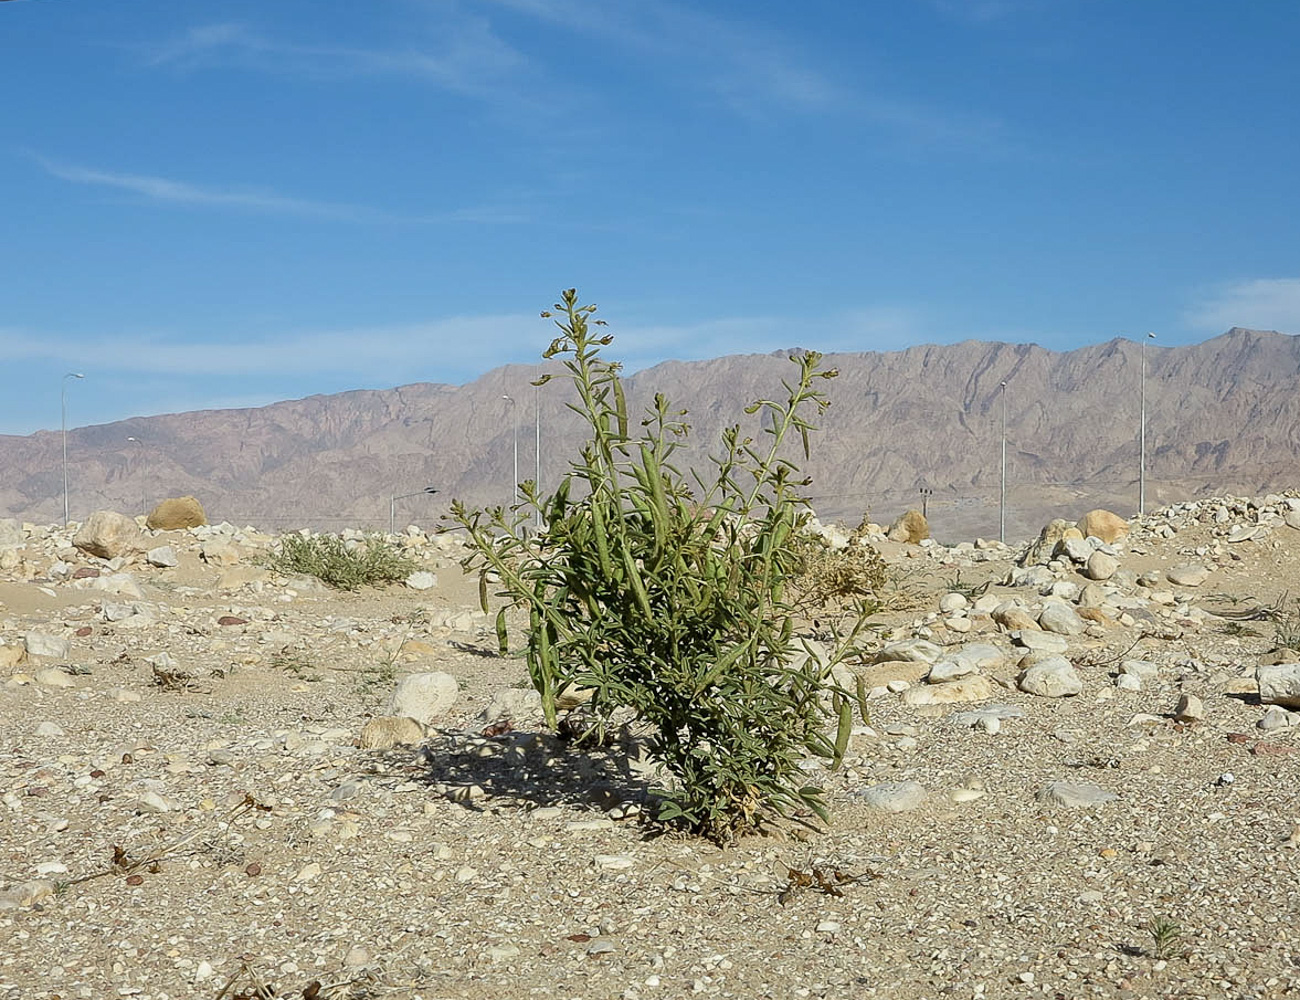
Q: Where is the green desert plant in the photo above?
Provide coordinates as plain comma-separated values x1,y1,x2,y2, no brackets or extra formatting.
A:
1146,915,1183,960
451,289,873,843
268,532,418,591
1272,595,1300,650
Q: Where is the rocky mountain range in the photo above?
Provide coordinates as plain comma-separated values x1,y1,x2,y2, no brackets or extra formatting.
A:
2,326,1298,540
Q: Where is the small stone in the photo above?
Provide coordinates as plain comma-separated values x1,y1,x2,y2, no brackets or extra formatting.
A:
1037,781,1117,808
344,946,371,967
35,721,64,737
856,780,926,812
1258,705,1291,731
135,790,172,814
295,863,322,882
1038,602,1085,635
872,639,942,664
1173,693,1204,722
1083,551,1119,581
404,571,437,591
25,632,70,660
815,920,842,934
1257,663,1300,708
939,592,968,613
387,671,459,725
900,674,993,705
594,854,635,871
1115,673,1143,692
1012,630,1069,653
34,667,75,689
146,545,179,568
1167,563,1210,587
1018,657,1082,698
993,606,1040,631
1120,659,1159,681
927,658,976,683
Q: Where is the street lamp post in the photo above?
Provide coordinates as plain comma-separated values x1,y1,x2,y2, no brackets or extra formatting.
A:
1140,332,1156,516
534,386,542,528
390,487,439,536
999,380,1008,544
502,395,519,507
127,436,145,514
61,372,84,527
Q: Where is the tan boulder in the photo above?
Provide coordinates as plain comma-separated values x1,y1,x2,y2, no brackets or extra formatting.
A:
1077,509,1129,544
992,606,1040,631
73,510,144,559
1020,518,1076,565
0,644,26,669
146,496,208,531
886,509,930,544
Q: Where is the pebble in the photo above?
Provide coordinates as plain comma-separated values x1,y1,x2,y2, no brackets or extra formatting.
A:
1173,693,1205,722
1011,630,1069,654
34,667,75,688
855,780,926,812
1018,657,1082,698
1036,781,1118,808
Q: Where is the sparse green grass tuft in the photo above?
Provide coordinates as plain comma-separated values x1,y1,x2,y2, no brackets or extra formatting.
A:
1147,915,1183,960
269,533,418,591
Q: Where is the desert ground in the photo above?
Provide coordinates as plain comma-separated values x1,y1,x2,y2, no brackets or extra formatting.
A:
2,496,1300,1000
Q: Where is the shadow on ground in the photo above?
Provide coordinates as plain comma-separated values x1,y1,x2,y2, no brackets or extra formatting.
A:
361,726,654,814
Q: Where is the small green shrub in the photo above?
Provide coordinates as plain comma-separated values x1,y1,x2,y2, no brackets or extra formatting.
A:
790,520,888,616
1273,596,1300,649
269,533,418,591
1146,915,1183,960
452,289,873,844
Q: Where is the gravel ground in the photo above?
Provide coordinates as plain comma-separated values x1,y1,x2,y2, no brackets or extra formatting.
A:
3,500,1300,1000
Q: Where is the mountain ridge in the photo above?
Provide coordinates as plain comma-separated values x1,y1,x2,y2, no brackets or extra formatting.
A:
3,327,1298,540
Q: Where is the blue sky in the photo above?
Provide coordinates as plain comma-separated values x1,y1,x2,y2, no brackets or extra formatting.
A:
3,0,1299,435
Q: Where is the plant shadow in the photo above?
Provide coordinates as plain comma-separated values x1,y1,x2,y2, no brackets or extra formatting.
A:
363,726,654,815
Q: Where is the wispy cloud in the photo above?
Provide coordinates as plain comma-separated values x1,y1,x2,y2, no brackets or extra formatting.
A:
143,16,534,106
1186,278,1300,334
0,303,935,383
0,315,544,381
484,0,1004,145
30,153,531,225
34,155,393,221
484,0,843,116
